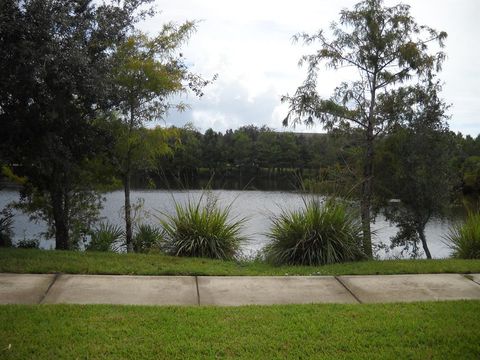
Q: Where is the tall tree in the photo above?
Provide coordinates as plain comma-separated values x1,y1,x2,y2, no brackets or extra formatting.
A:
257,130,281,170
283,0,447,256
202,128,224,172
0,0,149,249
112,26,211,251
376,78,453,258
232,130,255,169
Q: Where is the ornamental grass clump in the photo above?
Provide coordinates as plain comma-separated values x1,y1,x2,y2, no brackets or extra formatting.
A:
159,194,246,260
445,212,480,259
133,224,164,253
265,198,365,266
86,222,124,252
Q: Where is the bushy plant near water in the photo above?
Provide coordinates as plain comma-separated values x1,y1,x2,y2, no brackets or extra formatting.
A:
445,212,480,259
86,222,124,252
133,224,164,253
159,194,246,260
15,238,39,249
264,198,365,266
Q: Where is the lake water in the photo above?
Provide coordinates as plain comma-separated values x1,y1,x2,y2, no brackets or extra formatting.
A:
0,189,455,259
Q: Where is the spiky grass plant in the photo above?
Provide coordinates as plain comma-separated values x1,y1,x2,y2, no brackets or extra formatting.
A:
133,224,164,253
87,222,124,252
159,194,246,260
445,212,480,259
264,198,365,266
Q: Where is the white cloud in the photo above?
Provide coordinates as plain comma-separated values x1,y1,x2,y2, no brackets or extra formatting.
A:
142,0,480,136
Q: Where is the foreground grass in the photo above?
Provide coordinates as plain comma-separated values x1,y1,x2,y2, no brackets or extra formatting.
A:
1,302,479,359
1,248,480,276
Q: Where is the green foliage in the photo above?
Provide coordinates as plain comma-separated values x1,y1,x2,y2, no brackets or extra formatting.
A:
159,194,246,260
107,124,475,195
159,126,202,185
133,224,164,253
110,21,212,251
462,156,480,193
232,130,255,168
0,0,151,250
374,79,453,259
265,198,365,266
113,29,192,116
104,116,179,177
446,212,480,259
14,187,103,250
382,205,425,259
15,238,39,249
201,128,225,171
1,165,27,186
282,0,448,258
87,223,125,252
0,208,14,247
154,125,365,192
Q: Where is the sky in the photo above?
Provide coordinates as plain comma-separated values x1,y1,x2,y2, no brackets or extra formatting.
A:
139,0,480,136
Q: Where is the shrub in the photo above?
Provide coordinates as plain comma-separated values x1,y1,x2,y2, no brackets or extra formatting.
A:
0,208,14,247
133,224,164,253
159,195,246,260
15,238,39,249
264,198,365,266
445,212,480,259
86,222,124,252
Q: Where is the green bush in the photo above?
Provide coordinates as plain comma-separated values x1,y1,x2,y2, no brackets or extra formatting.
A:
86,223,124,252
159,195,246,260
15,238,39,249
133,224,164,253
445,212,480,259
264,198,365,266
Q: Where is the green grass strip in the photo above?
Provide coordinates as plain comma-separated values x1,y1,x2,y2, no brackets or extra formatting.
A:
1,248,480,276
0,302,479,359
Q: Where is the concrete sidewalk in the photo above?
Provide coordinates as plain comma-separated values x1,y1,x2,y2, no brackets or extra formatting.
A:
1,273,479,306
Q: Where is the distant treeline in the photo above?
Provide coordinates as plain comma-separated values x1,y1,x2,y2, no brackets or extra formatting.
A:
126,125,480,194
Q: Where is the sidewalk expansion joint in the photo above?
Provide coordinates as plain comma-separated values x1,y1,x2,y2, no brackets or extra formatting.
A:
463,274,480,286
334,276,362,304
195,276,201,305
39,273,61,304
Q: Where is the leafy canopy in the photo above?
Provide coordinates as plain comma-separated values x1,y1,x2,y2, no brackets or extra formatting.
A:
283,0,447,134
112,22,213,126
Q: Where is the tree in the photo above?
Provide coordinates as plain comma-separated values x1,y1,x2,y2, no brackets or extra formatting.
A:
277,133,299,169
0,0,148,249
462,156,480,194
283,0,447,257
168,127,202,184
257,130,281,170
232,129,255,170
376,79,453,258
202,128,224,172
111,25,211,252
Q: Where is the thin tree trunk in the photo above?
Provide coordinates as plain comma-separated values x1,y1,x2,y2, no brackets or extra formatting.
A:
124,100,135,253
361,128,374,258
51,188,69,250
124,173,133,252
417,226,432,259
361,69,377,259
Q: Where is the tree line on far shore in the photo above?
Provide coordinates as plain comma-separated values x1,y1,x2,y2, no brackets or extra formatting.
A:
125,125,480,196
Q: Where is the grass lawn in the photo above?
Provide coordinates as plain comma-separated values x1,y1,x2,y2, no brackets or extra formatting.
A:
0,301,479,359
1,248,480,276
